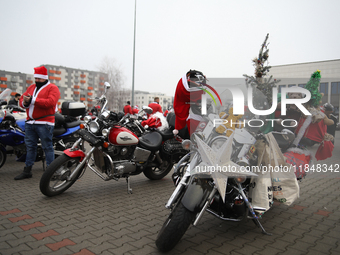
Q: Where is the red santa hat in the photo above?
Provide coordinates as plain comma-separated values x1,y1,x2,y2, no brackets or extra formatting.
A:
34,66,48,79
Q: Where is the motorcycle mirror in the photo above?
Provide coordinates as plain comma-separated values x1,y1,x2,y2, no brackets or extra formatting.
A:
104,82,111,90
142,106,153,114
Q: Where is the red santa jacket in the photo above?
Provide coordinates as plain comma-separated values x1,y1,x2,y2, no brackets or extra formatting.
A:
124,105,132,115
132,108,139,114
173,74,203,130
19,82,60,125
295,117,334,160
148,102,162,114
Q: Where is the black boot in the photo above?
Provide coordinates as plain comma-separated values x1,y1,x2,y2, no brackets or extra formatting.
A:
14,166,32,180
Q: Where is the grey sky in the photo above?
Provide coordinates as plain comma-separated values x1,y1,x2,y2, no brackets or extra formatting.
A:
1,0,339,97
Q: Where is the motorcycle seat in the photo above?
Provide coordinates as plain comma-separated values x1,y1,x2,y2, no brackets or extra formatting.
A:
270,129,295,152
157,129,174,140
53,127,67,136
55,113,80,129
139,132,163,151
166,112,190,139
65,120,81,128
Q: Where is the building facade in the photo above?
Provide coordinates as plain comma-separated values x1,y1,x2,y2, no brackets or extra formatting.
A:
0,64,108,110
133,90,173,112
269,59,340,113
0,65,174,114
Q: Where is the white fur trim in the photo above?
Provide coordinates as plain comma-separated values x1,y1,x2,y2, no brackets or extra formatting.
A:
187,113,203,122
34,74,48,79
153,111,169,131
293,115,312,146
28,82,51,120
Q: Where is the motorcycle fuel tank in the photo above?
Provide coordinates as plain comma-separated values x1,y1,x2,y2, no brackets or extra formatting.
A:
108,126,139,145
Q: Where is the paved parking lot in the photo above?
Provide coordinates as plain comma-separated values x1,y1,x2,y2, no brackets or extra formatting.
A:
1,134,340,255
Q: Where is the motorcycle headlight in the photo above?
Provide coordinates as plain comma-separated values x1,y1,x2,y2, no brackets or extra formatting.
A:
102,128,109,137
84,116,92,124
234,176,247,184
209,136,229,152
89,121,100,134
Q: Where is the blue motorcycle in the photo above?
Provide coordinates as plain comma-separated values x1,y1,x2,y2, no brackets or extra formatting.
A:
0,102,82,170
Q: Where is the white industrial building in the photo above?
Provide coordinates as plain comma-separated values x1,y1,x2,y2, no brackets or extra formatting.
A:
269,59,340,112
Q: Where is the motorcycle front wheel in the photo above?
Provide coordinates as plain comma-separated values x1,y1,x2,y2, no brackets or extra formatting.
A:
143,160,173,180
156,202,196,252
39,154,84,197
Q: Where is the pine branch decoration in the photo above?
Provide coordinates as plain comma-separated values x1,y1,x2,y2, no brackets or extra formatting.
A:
243,33,280,105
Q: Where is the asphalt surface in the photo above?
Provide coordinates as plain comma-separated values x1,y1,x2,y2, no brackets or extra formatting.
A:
1,133,340,255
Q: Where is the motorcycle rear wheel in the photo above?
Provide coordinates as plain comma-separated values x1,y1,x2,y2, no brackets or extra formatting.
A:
156,202,196,252
39,154,83,197
143,160,173,180
0,147,6,169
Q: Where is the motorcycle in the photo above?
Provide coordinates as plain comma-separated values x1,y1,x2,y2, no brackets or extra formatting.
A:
39,82,189,197
155,89,303,252
0,100,83,170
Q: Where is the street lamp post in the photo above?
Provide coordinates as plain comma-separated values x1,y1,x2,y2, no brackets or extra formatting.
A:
131,0,137,107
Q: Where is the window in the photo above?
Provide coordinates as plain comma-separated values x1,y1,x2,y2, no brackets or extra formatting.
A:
298,84,306,88
288,84,295,88
278,85,285,93
320,83,328,95
331,82,340,94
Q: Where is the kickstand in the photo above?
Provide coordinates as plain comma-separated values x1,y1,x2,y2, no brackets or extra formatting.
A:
252,218,272,236
126,177,132,194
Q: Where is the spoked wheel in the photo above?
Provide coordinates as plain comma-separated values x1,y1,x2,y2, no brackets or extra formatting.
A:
156,202,196,252
39,154,84,197
143,160,173,180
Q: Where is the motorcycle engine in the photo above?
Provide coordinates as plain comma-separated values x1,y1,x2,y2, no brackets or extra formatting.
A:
163,138,186,154
93,147,137,176
106,144,136,161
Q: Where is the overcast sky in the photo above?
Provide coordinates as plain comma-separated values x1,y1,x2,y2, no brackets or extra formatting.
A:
1,0,339,97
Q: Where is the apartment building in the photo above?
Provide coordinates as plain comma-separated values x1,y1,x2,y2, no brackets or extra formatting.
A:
0,64,108,110
134,90,173,112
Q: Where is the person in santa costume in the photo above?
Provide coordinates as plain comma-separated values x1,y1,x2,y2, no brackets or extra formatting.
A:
132,105,139,115
14,66,60,180
124,101,132,115
148,97,163,117
173,70,205,136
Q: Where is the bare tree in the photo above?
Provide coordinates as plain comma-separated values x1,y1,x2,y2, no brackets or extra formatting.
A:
97,56,126,111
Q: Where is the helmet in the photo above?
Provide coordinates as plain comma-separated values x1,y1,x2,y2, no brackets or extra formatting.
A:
323,103,334,112
187,70,206,87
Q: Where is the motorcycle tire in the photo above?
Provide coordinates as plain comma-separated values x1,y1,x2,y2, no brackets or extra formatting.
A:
0,146,6,169
39,154,83,197
143,160,173,180
155,202,196,252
